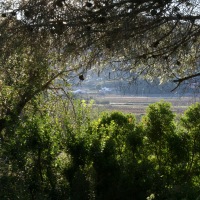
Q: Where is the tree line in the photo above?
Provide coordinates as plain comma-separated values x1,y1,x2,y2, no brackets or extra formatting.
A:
1,99,200,200
0,0,200,137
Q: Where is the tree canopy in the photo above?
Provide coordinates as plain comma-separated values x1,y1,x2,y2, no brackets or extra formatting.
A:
0,0,200,86
0,0,199,134
1,2,200,198
1,101,200,199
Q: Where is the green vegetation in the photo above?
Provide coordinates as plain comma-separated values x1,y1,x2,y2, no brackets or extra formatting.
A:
1,0,200,88
0,1,200,199
1,100,200,200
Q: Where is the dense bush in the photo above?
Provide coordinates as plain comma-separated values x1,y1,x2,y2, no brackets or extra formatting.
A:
1,101,200,199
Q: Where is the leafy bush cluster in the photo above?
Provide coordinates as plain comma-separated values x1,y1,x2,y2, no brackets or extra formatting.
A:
1,101,200,200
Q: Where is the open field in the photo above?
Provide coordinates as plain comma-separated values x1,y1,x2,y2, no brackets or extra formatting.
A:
90,94,200,116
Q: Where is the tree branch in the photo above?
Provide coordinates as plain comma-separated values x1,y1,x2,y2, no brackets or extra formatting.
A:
171,72,200,92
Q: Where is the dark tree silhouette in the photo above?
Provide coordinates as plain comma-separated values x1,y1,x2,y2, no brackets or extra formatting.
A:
0,0,200,135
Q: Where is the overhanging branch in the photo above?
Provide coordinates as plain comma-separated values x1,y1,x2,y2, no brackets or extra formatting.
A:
171,72,200,92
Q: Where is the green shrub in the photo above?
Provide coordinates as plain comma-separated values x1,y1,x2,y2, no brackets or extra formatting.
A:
1,101,200,200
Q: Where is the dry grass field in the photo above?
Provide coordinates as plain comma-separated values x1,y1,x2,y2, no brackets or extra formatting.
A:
91,94,200,117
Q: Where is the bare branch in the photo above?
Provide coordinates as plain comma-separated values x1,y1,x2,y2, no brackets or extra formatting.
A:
171,73,200,92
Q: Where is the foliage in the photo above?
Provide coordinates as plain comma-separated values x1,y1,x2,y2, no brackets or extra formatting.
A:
1,101,200,199
0,0,199,91
0,0,199,160
0,112,69,200
0,1,200,199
